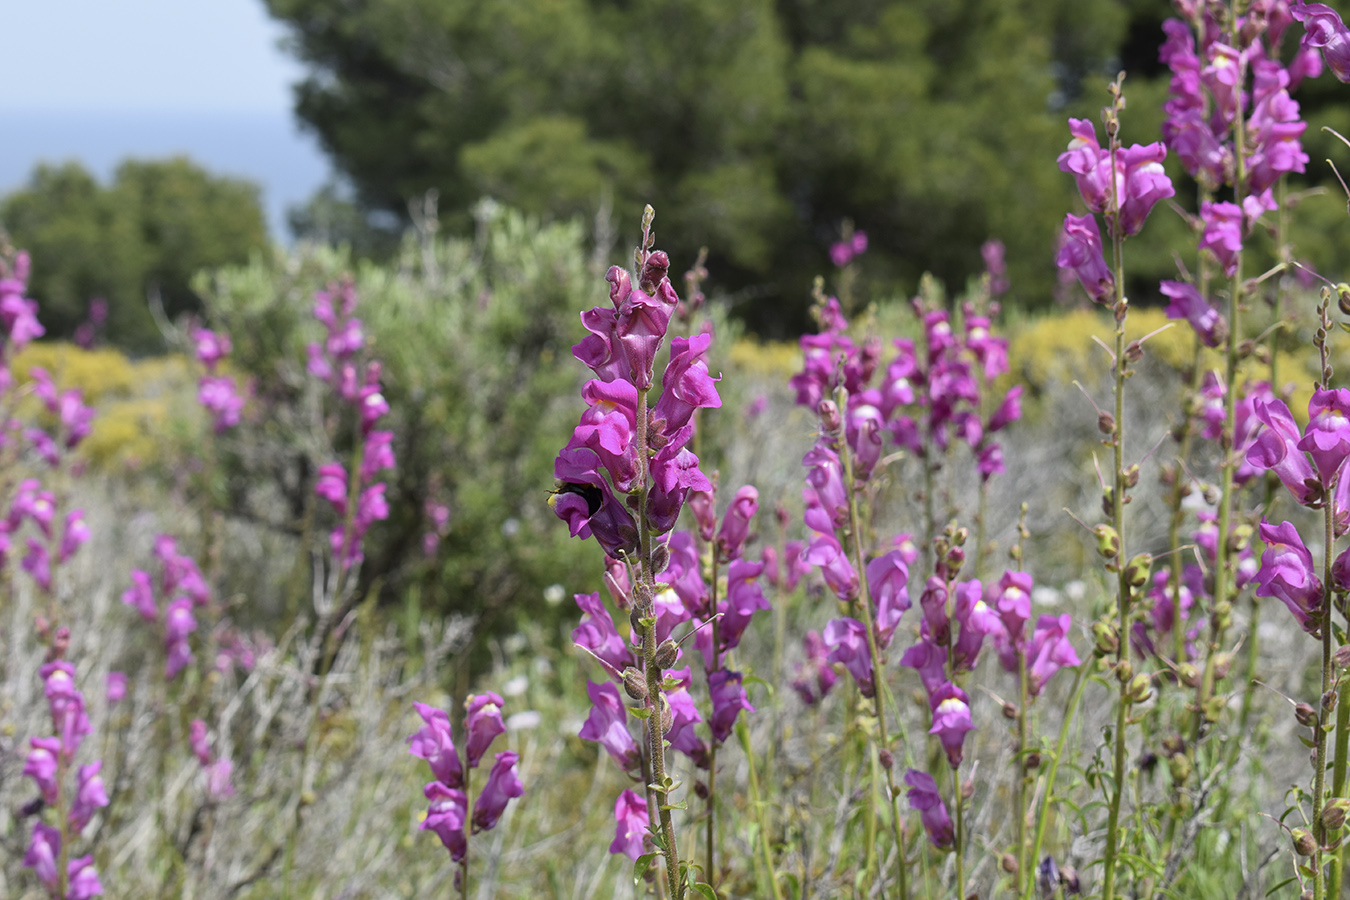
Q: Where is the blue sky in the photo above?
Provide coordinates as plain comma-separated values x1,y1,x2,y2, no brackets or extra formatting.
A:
0,0,331,239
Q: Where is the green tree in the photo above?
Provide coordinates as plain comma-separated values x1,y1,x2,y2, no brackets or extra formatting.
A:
0,157,268,350
266,0,1131,331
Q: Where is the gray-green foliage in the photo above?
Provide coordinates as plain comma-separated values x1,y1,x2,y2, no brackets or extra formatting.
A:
0,158,268,350
196,204,607,630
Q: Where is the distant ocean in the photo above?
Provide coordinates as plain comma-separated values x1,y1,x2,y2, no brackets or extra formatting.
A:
0,109,332,242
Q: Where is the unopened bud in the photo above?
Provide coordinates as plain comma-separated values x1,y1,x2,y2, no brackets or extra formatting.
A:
1212,652,1233,681
1161,734,1186,757
1060,866,1081,895
1168,753,1192,784
962,777,974,801
1124,553,1152,589
1115,660,1133,682
631,582,654,613
1123,464,1140,488
818,399,842,434
952,527,969,546
1092,622,1119,656
654,639,679,669
1323,798,1350,833
1293,827,1317,856
1127,673,1152,704
1094,525,1120,560
1335,645,1350,670
650,542,671,576
879,748,894,771
622,668,648,700
1326,689,1339,713
946,546,966,569
1001,853,1019,875
1296,702,1318,728
1098,412,1116,434
1025,751,1042,770
694,780,709,800
1177,663,1200,688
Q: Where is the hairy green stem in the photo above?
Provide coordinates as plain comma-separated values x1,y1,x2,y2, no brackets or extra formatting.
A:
1313,502,1334,900
1026,665,1090,900
738,718,786,900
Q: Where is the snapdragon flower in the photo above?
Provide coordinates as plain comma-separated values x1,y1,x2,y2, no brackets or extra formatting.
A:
905,769,955,849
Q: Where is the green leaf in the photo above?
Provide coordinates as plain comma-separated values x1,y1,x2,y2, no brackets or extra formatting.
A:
688,882,718,900
631,706,653,719
633,853,657,885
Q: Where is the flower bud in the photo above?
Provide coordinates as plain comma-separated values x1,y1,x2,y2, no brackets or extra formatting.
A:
639,250,670,295
1094,525,1120,560
1025,751,1042,770
1001,853,1019,875
1059,866,1080,894
1323,798,1350,833
1124,340,1144,363
952,527,968,547
878,748,894,771
631,582,654,614
1098,412,1116,434
1115,659,1133,682
945,546,966,570
654,639,679,670
1296,702,1318,728
1335,645,1350,670
817,399,842,434
1123,464,1139,488
1326,689,1339,713
650,542,671,576
622,667,648,700
1212,652,1233,681
1168,753,1192,784
1124,553,1152,589
1293,827,1317,856
1092,622,1119,656
1338,283,1350,318
694,780,709,800
1127,673,1152,704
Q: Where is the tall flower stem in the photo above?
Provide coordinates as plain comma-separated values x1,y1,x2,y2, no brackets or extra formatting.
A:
1025,664,1090,900
736,717,786,900
704,555,721,886
1312,499,1334,900
1101,126,1132,900
461,766,473,900
1015,648,1030,895
835,386,908,899
636,386,683,900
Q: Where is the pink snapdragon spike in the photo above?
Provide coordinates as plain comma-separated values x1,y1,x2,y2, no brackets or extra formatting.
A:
611,789,651,860
1293,2,1350,82
1056,214,1114,303
0,252,45,355
580,680,640,770
1255,519,1323,633
463,692,506,767
472,751,524,832
1161,281,1227,348
422,782,469,861
904,769,955,849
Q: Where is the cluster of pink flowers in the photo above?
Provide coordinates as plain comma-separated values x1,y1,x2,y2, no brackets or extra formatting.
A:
408,696,524,874
1248,388,1350,633
22,659,108,899
121,535,211,679
549,247,721,554
0,250,45,375
1056,117,1175,302
7,478,89,593
307,282,395,571
191,327,245,432
830,230,868,268
189,718,236,801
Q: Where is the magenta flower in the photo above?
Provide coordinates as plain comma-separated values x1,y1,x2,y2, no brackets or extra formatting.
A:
1247,397,1321,505
572,592,633,673
105,671,126,706
551,447,639,558
901,634,948,699
464,692,505,767
205,758,236,800
409,702,463,788
1056,214,1114,303
361,431,397,481
904,769,954,849
422,782,468,861
1161,281,1227,348
315,463,348,513
981,239,1009,296
824,617,874,698
190,327,231,370
717,485,759,561
1199,201,1243,277
1293,2,1350,82
1298,388,1350,486
791,630,838,705
1255,520,1323,633
67,855,103,900
580,680,639,770
1026,614,1082,695
69,761,109,831
930,682,975,768
1116,142,1175,236
24,822,61,889
866,550,910,649
164,598,197,679
708,670,755,743
23,538,51,591
23,736,61,803
1058,119,1114,212
653,333,722,433
830,241,854,267
199,375,244,432
804,533,859,602
472,750,524,832
121,569,157,621
610,789,651,859
665,669,709,766
190,718,212,765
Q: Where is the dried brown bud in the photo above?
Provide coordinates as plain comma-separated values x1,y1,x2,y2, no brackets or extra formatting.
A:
1212,652,1233,681
1161,734,1186,757
649,542,671,577
1326,689,1339,713
1124,340,1144,363
622,668,648,700
878,748,894,771
1098,412,1116,435
1001,853,1019,875
694,780,709,800
1024,751,1042,770
1339,283,1350,317
1002,701,1018,720
654,639,679,669
962,776,974,801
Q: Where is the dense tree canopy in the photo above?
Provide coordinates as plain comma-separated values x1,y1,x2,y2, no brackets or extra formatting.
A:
265,0,1137,332
0,158,268,350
